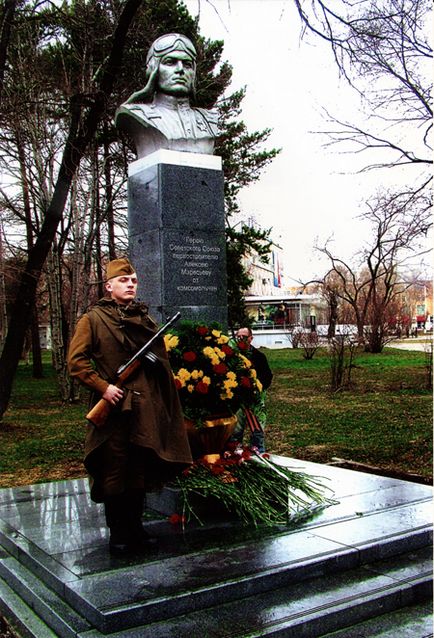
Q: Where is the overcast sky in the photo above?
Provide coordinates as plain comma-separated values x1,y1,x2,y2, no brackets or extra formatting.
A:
184,0,428,285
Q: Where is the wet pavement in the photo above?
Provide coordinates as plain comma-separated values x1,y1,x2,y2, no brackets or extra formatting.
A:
0,456,432,637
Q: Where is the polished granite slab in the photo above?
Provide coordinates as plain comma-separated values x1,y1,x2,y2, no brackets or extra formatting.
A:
0,458,431,570
0,457,432,637
76,547,432,638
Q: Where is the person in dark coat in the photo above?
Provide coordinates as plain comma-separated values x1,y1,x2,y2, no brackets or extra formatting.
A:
231,327,273,453
68,258,192,555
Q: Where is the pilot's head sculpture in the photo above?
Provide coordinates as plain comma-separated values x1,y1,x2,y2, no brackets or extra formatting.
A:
134,33,197,103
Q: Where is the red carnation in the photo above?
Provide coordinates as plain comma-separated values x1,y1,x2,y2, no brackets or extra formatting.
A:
196,381,209,394
213,362,228,374
240,376,251,388
197,326,208,336
174,378,182,389
225,442,238,453
183,350,197,362
237,340,249,351
211,465,225,476
221,345,234,356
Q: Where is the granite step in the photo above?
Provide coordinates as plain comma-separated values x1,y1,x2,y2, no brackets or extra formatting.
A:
0,514,431,636
0,573,63,638
0,542,431,638
0,552,90,638
51,503,434,633
78,546,433,637
321,600,433,637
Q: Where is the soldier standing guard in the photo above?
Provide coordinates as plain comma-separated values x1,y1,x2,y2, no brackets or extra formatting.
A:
68,258,192,555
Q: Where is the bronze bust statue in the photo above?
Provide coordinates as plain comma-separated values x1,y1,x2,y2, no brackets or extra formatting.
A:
115,34,219,158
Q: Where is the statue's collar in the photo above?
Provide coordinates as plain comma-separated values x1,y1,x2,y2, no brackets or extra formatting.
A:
153,93,190,110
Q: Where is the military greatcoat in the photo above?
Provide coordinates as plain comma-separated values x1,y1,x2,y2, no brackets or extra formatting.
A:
68,298,192,501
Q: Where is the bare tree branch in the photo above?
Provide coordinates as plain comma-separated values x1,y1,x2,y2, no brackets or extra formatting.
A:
293,0,432,195
311,187,431,351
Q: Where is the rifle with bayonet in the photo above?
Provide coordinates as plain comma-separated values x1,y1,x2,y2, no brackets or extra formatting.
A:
86,311,181,428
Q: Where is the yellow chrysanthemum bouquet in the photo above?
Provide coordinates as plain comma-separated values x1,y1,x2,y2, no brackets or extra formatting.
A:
164,321,263,424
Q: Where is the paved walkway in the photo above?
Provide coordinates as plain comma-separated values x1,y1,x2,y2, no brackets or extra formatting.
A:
386,337,432,352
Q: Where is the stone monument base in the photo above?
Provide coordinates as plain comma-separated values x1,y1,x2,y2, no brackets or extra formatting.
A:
128,149,228,327
0,459,431,637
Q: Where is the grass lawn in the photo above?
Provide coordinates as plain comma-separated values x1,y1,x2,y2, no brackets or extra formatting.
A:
265,346,432,481
0,361,86,487
0,346,432,487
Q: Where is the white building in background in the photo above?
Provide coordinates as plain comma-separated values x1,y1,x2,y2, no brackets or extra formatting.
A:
241,217,284,296
243,249,283,296
239,221,327,347
38,323,52,349
244,292,327,348
245,293,326,327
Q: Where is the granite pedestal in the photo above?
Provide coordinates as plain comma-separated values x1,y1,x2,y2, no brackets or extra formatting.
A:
128,150,227,326
0,457,432,637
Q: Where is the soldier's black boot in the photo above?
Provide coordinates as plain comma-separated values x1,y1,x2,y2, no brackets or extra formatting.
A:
104,494,130,556
125,489,156,551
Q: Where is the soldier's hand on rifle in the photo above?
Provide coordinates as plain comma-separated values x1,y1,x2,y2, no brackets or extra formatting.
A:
102,384,124,405
86,314,181,428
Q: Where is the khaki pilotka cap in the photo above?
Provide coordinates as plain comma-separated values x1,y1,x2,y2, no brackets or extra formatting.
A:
105,258,136,281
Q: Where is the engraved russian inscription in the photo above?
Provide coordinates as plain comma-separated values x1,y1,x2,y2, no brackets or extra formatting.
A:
169,235,220,292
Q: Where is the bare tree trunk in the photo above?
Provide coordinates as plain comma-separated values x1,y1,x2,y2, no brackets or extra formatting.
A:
68,178,85,329
30,308,44,378
0,0,17,104
328,335,358,391
327,290,338,338
0,222,7,353
94,206,105,300
46,245,74,401
366,326,385,354
329,337,345,391
66,178,89,403
82,144,104,305
92,144,105,299
92,144,107,299
103,127,117,260
16,127,44,378
356,316,365,345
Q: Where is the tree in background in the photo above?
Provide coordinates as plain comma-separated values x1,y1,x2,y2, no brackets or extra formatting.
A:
216,87,280,327
0,0,146,418
306,272,348,339
0,0,18,104
328,332,359,391
293,0,432,352
316,188,430,352
292,0,432,200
